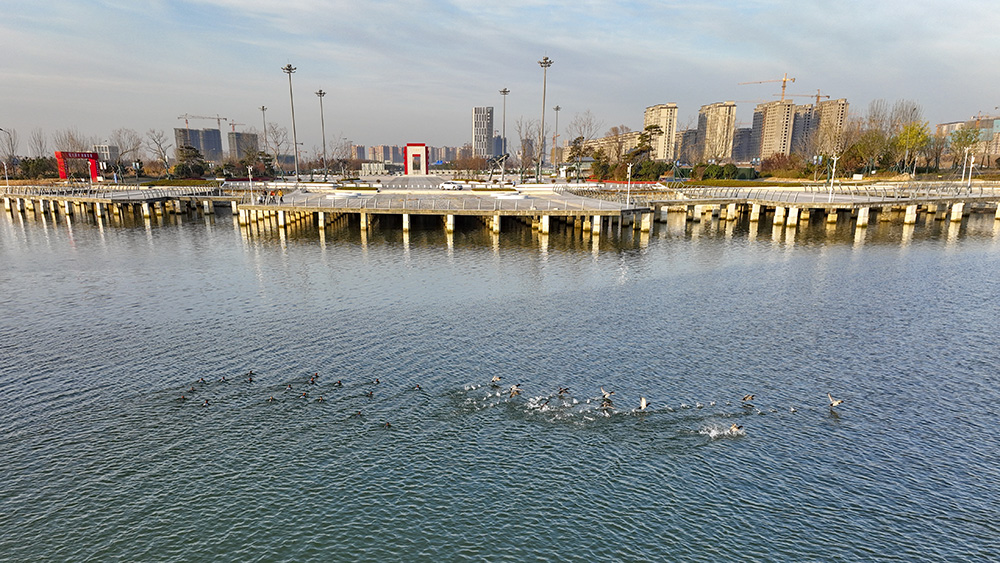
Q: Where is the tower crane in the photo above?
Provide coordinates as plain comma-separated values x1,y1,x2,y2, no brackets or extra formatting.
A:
177,114,229,131
228,122,246,132
738,73,796,101
776,89,831,106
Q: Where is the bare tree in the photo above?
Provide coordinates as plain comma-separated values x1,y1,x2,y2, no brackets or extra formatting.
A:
109,128,144,165
266,122,289,173
29,128,47,158
0,127,18,169
567,110,603,147
52,128,92,151
146,129,172,177
606,125,632,164
514,117,539,180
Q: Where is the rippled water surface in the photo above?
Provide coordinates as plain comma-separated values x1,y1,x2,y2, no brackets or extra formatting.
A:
2,208,1000,561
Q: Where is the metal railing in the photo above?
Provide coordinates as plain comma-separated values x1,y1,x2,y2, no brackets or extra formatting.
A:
243,193,625,213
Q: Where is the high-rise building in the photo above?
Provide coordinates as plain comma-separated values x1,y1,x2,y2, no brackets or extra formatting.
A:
790,105,816,155
812,98,850,154
174,128,224,162
696,102,737,162
227,132,259,161
351,145,367,161
731,128,754,163
643,103,678,161
751,100,795,159
675,129,699,164
472,107,495,158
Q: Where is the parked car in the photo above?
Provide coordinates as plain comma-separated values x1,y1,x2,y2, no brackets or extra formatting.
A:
440,181,463,190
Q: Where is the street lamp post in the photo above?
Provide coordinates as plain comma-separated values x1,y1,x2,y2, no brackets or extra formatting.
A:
0,127,11,187
316,89,328,182
499,88,509,158
552,105,561,169
281,64,300,182
829,154,840,203
626,162,633,207
536,56,553,182
259,105,270,172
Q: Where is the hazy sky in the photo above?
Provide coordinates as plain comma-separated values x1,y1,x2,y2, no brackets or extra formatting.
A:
2,0,998,156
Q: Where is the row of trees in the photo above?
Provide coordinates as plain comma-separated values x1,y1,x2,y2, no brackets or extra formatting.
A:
765,99,994,179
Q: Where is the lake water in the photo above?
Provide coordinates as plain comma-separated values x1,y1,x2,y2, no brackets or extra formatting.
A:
2,206,999,561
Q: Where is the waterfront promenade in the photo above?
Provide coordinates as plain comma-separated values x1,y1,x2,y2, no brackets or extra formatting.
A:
4,180,1000,238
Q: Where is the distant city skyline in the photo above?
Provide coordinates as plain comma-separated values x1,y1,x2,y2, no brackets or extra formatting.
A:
3,0,999,153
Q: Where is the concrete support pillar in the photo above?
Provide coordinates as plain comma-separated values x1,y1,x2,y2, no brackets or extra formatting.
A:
857,207,870,228
141,202,151,218
950,202,964,222
774,206,786,226
995,204,1000,220
592,215,602,234
239,209,248,225
3,197,9,211
640,212,652,232
726,203,738,221
231,201,238,215
493,214,501,233
402,213,410,231
786,207,800,227
749,203,761,222
540,215,550,234
827,209,839,224
691,204,703,223
278,210,286,227
16,198,25,212
360,212,369,229
904,204,918,225
63,201,72,215
318,211,326,227
94,202,105,217
203,200,213,214
445,214,455,233
659,206,670,223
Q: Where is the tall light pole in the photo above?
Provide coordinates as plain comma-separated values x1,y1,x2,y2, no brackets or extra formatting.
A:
259,105,270,173
552,105,561,167
0,128,11,187
536,56,553,181
499,88,509,158
316,89,328,182
281,63,300,181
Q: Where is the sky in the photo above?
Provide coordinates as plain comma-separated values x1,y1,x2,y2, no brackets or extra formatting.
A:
2,0,999,157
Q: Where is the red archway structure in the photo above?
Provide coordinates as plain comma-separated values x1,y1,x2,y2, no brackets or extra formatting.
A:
54,151,99,181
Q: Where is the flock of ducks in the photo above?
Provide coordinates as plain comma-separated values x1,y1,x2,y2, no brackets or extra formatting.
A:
177,370,400,427
178,371,849,434
493,376,849,435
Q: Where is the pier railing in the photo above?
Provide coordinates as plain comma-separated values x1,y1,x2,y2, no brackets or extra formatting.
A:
242,192,626,213
1,185,220,201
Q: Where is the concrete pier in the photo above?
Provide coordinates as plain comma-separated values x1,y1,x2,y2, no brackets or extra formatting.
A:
857,207,870,228
786,207,800,227
774,206,786,226
749,203,761,222
402,213,410,231
950,203,964,222
904,205,918,225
